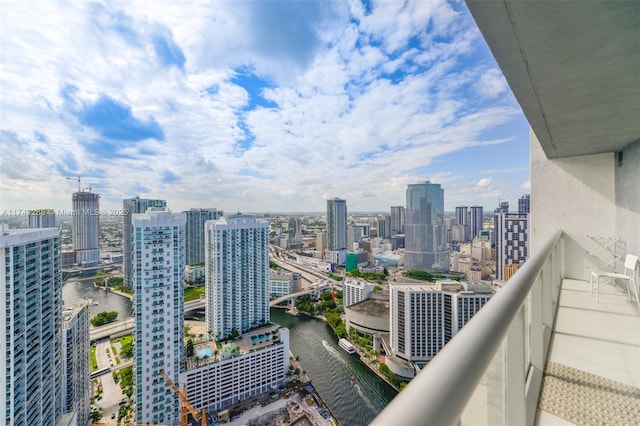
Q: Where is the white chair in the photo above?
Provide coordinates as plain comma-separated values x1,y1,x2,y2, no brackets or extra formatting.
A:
590,254,639,307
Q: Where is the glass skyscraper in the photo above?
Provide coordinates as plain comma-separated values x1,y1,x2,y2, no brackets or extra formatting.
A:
326,197,348,251
184,208,223,266
405,181,448,273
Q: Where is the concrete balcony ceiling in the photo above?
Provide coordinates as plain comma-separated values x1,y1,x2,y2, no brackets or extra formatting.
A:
466,1,640,158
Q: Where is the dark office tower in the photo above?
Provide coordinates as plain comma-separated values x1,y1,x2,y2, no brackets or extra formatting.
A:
405,181,448,273
495,213,530,280
391,206,405,235
184,208,223,266
28,209,56,228
519,194,531,214
72,190,100,267
470,206,484,240
123,197,167,288
455,206,468,226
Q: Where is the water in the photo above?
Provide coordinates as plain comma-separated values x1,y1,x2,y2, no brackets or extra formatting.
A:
270,309,397,426
62,277,133,319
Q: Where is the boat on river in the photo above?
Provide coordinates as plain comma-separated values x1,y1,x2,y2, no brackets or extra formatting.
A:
338,338,356,355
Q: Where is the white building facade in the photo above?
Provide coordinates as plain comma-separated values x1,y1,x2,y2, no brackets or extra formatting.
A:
343,278,375,307
205,215,270,339
181,328,290,412
0,226,62,425
132,210,186,425
269,271,294,297
28,209,56,228
123,197,167,289
389,282,492,369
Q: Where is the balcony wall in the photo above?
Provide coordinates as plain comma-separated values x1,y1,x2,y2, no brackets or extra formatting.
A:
615,138,640,257
531,131,639,279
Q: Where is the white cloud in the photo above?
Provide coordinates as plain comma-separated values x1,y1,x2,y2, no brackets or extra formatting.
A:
0,0,530,212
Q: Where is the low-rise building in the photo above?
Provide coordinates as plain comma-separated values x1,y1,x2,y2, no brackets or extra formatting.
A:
269,271,294,297
181,326,290,412
343,278,375,307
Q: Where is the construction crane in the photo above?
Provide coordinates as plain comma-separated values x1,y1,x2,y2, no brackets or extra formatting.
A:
66,176,99,192
160,369,207,426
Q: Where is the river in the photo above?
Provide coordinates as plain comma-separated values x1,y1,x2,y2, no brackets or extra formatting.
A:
62,277,133,319
270,309,397,426
61,280,397,425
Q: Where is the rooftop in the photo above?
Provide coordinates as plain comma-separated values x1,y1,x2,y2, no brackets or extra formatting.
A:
347,299,389,317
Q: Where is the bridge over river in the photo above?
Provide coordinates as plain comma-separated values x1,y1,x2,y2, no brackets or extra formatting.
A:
90,289,317,341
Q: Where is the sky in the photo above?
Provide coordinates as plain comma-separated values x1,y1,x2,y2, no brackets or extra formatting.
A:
0,0,531,214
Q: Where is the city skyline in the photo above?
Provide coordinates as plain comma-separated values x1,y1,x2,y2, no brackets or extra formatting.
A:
1,0,530,213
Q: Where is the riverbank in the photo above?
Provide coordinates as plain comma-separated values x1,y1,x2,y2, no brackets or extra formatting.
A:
92,281,133,301
293,311,402,393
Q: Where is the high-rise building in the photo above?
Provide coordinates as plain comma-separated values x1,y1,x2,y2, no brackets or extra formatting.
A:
455,206,468,227
315,231,327,258
132,210,186,425
185,208,223,266
72,190,100,267
469,206,484,240
326,198,348,251
390,206,405,235
61,302,91,426
287,217,303,243
205,214,270,339
378,215,391,239
0,225,62,425
28,209,55,228
495,213,530,280
405,181,448,273
123,197,167,289
492,201,509,248
518,194,531,214
389,281,492,370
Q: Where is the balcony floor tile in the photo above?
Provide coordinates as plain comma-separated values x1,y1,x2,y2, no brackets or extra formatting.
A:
548,278,639,388
537,278,640,425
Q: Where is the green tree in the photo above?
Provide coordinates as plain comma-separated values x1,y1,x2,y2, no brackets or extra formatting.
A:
120,341,133,358
186,339,194,357
90,311,118,327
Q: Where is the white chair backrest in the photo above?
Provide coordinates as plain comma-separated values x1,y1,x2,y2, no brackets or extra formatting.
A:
624,254,639,277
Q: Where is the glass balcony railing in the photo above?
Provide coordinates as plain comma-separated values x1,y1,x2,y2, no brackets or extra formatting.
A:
372,231,563,426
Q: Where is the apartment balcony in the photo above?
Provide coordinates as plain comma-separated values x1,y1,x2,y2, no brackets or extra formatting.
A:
374,2,638,425
373,232,639,425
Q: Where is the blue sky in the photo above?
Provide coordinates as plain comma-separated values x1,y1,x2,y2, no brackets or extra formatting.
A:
0,0,530,213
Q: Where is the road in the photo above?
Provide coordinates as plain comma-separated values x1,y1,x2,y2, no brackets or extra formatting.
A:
94,338,125,421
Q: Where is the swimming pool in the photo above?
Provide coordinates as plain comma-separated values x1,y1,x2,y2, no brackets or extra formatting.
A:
197,346,213,359
250,333,271,344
